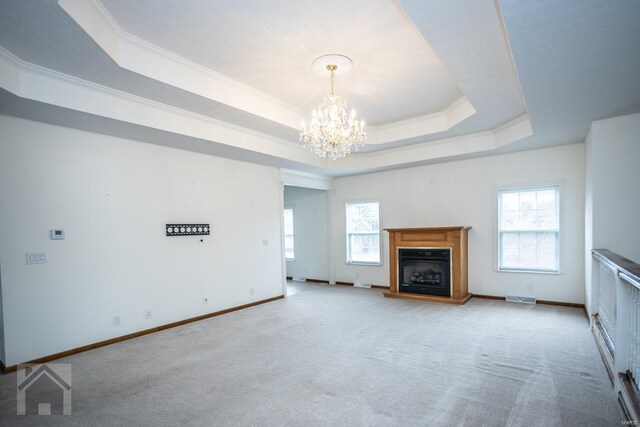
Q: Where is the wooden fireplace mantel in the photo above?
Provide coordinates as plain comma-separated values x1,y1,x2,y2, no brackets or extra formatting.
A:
384,226,472,305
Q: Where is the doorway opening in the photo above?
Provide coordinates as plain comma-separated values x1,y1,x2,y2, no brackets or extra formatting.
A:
283,185,331,296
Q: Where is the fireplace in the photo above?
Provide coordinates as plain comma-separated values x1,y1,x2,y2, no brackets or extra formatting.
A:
398,248,450,297
384,227,471,304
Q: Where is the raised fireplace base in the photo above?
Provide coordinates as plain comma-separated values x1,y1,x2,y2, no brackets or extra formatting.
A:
383,291,472,305
384,226,471,305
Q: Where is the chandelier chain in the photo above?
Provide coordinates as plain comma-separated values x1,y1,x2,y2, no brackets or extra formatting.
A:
328,64,336,96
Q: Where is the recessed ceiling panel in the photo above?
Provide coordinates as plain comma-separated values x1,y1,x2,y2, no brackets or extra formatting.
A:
100,0,463,125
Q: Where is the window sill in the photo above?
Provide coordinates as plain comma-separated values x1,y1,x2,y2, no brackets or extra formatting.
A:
496,268,561,275
346,261,382,267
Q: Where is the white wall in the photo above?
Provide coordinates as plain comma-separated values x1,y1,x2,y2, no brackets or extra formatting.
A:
333,143,586,303
284,186,330,281
584,129,595,313
0,115,284,366
0,272,5,364
585,112,640,314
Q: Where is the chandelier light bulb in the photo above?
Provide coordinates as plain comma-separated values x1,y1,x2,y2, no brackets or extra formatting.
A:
300,56,367,160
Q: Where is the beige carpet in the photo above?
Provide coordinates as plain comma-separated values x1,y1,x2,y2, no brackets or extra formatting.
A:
0,282,622,426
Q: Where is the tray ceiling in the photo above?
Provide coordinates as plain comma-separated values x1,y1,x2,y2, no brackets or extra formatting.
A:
0,0,638,176
101,0,463,126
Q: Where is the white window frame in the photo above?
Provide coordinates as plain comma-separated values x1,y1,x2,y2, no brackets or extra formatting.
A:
283,206,295,261
345,199,382,266
494,181,564,274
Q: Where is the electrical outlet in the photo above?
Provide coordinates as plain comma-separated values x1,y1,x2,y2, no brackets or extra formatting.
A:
112,315,121,326
262,239,269,247
203,297,208,304
249,288,255,296
144,310,152,319
526,283,533,291
355,272,360,279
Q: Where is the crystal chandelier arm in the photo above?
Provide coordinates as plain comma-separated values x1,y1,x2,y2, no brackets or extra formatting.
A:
319,126,336,147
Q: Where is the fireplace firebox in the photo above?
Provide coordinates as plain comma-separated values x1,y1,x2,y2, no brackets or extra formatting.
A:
398,248,451,297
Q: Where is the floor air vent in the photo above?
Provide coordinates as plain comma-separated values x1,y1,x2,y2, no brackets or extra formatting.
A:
292,276,307,282
506,295,536,304
354,281,372,289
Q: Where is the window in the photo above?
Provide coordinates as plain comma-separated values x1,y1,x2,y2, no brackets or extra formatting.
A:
498,185,560,272
283,208,294,260
346,201,381,264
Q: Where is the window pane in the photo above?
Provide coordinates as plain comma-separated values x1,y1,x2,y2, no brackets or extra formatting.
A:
536,189,555,210
500,210,518,230
284,237,294,259
346,202,379,233
284,208,294,259
519,209,537,229
346,201,380,263
501,192,520,212
536,232,557,269
498,186,560,272
537,209,557,229
283,209,293,234
519,191,536,211
500,231,559,271
348,233,380,263
500,187,559,231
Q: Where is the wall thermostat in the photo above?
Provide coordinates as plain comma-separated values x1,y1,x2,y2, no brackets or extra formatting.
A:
50,229,65,240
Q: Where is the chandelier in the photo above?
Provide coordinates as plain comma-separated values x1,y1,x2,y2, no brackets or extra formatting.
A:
300,55,366,160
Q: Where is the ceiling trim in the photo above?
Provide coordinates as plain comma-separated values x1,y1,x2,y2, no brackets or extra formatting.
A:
493,0,529,115
0,46,326,167
281,169,334,190
494,114,531,148
0,46,531,174
57,0,307,128
365,96,475,145
332,113,531,171
56,0,477,145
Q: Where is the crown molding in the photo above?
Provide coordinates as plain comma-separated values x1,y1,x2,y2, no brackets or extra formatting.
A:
280,169,334,190
0,46,326,167
57,0,307,129
0,46,531,174
328,114,532,171
494,114,532,147
366,96,476,145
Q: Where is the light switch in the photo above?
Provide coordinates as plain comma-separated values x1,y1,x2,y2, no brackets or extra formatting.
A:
26,252,48,265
